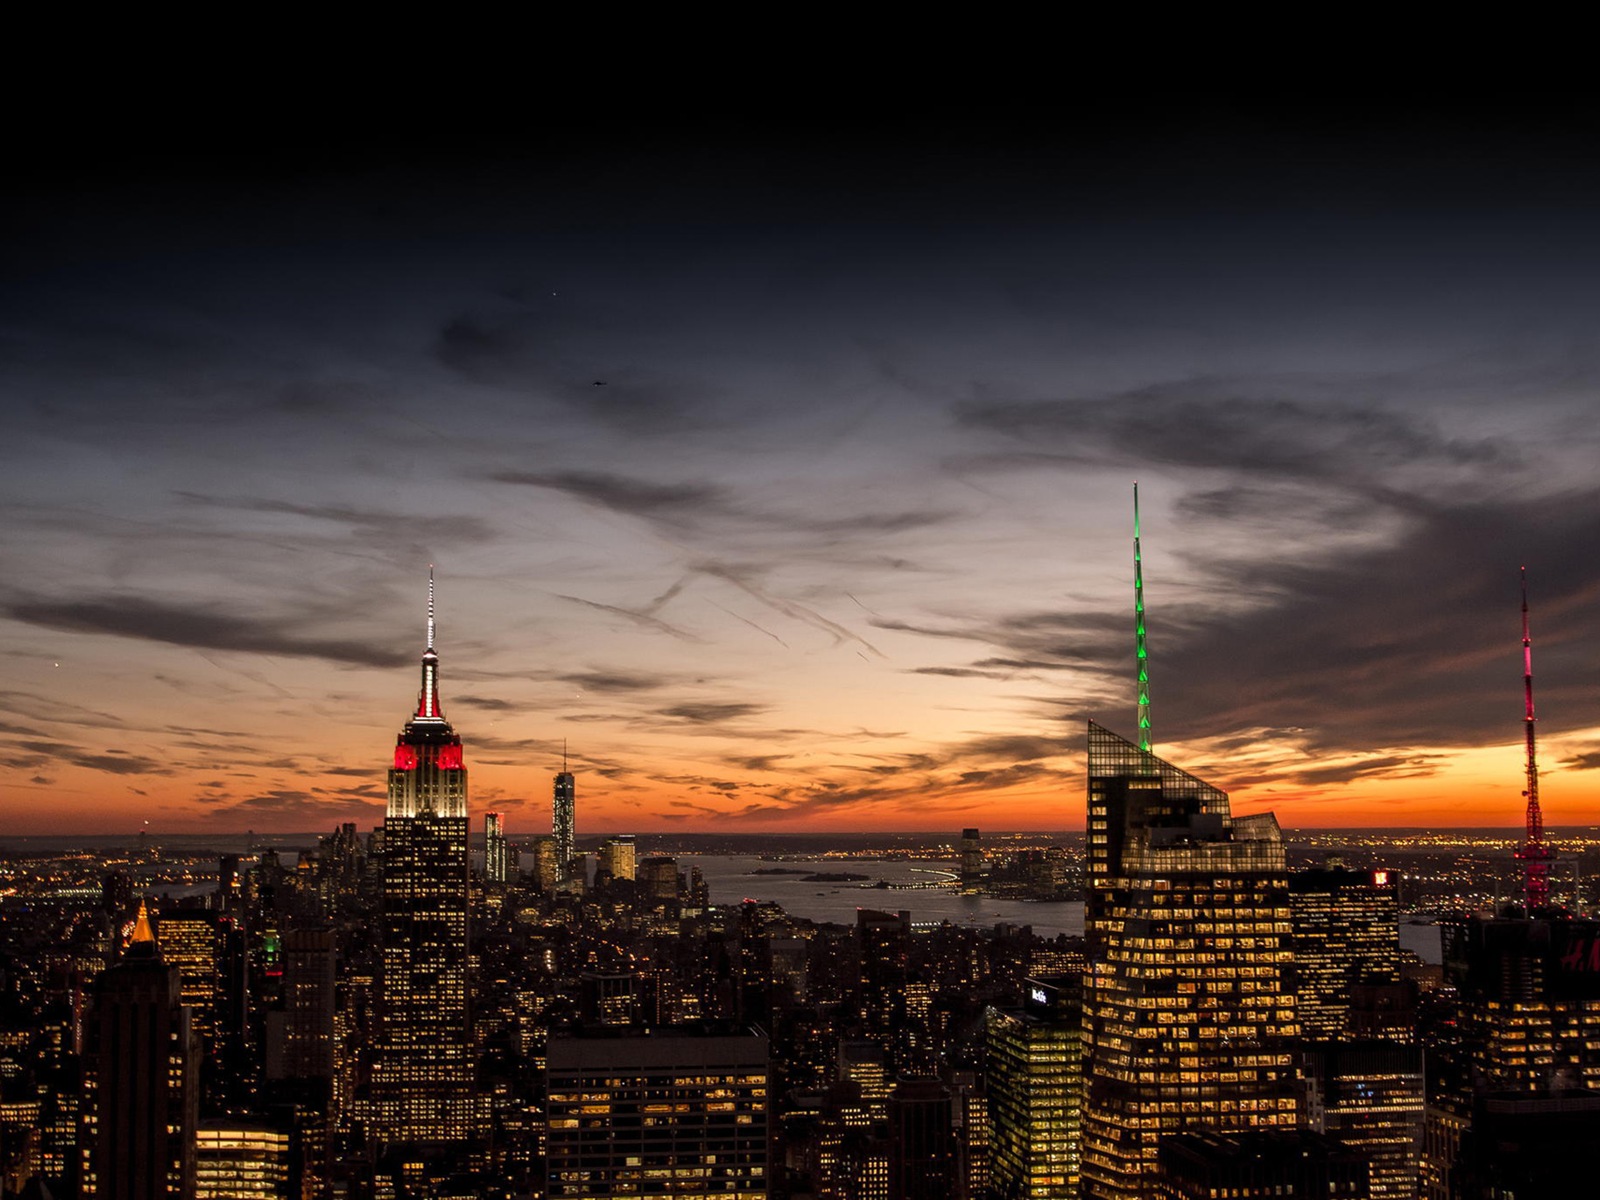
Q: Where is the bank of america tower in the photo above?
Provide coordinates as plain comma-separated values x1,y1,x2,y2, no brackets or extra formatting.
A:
370,572,474,1145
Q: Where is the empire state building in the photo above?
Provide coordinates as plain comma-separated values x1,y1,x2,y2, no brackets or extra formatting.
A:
370,573,474,1145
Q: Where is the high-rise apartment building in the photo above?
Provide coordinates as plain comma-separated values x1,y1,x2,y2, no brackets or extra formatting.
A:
369,575,473,1146
544,1027,769,1198
82,902,197,1200
485,811,508,885
1082,722,1299,1200
986,974,1084,1199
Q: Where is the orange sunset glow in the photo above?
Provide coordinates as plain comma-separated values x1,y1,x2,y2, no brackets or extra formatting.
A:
8,108,1600,841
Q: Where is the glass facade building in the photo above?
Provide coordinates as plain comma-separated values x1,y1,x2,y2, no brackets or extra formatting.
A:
1082,722,1299,1200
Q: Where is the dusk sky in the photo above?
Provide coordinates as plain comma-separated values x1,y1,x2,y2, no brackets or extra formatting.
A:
6,89,1600,836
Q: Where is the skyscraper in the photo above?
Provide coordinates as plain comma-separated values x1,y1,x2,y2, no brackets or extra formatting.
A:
1082,490,1297,1200
1082,723,1299,1200
370,572,473,1146
484,811,508,885
82,901,198,1200
1288,866,1401,1042
553,749,576,886
986,975,1084,1199
960,828,983,892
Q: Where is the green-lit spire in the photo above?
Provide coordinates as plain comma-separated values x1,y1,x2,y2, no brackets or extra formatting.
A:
1134,483,1151,752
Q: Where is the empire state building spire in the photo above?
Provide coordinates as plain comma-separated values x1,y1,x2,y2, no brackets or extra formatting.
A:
416,565,444,722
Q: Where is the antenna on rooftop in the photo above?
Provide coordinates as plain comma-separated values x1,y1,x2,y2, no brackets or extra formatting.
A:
1514,567,1556,909
1135,483,1151,753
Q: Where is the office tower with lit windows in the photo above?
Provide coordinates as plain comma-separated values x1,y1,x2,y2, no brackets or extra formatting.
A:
544,1027,769,1198
553,751,576,885
856,909,911,1063
1425,913,1600,1195
528,835,561,892
484,811,508,885
1302,1042,1423,1200
370,574,474,1146
194,1122,289,1199
82,901,197,1200
1289,866,1402,1041
266,926,335,1083
598,835,636,886
960,828,983,891
154,912,219,1068
1081,723,1300,1200
986,974,1084,1199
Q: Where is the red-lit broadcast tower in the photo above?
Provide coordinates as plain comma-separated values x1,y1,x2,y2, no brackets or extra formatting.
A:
1513,568,1556,910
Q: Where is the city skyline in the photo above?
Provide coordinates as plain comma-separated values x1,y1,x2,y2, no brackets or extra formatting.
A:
8,101,1600,836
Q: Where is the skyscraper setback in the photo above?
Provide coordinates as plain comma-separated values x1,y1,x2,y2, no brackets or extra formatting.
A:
369,572,474,1146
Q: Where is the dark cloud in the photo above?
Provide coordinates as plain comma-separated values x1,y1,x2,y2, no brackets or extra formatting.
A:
957,388,1509,481
1273,754,1444,787
1095,491,1600,763
659,702,767,724
13,739,170,776
909,666,1016,679
209,789,383,821
174,493,496,544
3,594,407,667
722,754,788,771
492,471,728,524
493,470,952,542
561,669,674,693
453,695,520,711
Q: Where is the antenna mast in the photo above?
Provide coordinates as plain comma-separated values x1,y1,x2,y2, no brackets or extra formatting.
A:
1514,567,1555,909
427,564,437,651
1134,483,1151,752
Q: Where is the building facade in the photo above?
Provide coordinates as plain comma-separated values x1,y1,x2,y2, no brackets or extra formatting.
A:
553,768,576,885
83,903,198,1200
545,1028,769,1198
986,975,1084,1199
1082,723,1300,1200
484,811,508,886
369,585,474,1145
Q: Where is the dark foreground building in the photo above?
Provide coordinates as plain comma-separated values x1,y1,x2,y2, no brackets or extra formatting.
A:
1154,1129,1369,1199
83,902,197,1200
545,1026,770,1198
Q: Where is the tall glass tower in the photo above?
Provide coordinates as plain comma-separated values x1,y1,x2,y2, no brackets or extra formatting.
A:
484,811,507,885
553,757,576,884
370,573,473,1145
1082,723,1300,1200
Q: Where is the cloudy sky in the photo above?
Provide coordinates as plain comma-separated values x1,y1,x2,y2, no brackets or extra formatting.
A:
5,89,1600,836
